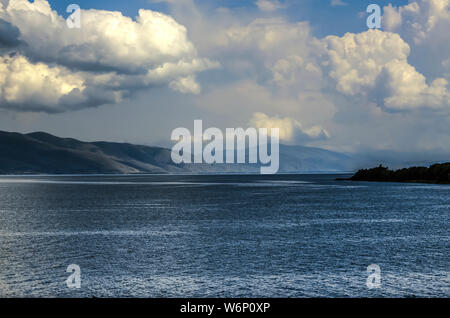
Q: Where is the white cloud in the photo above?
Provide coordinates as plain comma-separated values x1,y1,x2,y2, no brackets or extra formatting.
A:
382,0,450,79
217,18,319,54
271,55,322,87
383,3,408,31
213,17,325,90
0,0,217,112
3,0,446,154
383,0,449,43
323,29,450,110
249,112,329,143
133,0,450,154
162,6,449,152
1,0,198,72
324,30,410,96
256,0,286,12
210,17,445,113
381,61,450,110
169,75,201,94
0,54,87,112
331,0,348,7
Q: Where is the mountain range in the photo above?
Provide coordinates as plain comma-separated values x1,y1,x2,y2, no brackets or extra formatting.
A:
0,130,357,174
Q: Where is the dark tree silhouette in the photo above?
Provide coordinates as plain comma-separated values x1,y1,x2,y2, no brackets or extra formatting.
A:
350,163,450,184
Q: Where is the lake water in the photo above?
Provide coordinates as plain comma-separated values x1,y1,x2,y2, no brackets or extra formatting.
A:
0,174,448,297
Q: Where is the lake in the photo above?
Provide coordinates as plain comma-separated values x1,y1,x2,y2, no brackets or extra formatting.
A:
0,174,448,297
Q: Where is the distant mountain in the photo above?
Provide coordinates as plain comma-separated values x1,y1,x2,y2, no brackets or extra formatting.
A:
0,131,179,174
0,130,356,174
278,144,354,172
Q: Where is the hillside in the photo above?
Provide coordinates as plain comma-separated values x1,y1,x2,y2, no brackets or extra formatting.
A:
0,130,356,174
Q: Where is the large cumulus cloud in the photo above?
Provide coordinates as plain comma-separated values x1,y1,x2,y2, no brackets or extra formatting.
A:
324,29,450,110
210,13,450,112
3,0,448,154
154,0,450,154
383,0,450,79
0,0,218,112
249,112,329,144
0,54,86,112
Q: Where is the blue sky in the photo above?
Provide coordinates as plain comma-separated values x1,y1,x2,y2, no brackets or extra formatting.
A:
1,0,449,160
47,0,410,37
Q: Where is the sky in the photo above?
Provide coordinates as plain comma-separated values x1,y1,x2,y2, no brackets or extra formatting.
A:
0,0,449,161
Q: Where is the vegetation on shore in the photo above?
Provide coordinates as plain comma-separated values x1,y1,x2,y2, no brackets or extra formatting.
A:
347,163,450,184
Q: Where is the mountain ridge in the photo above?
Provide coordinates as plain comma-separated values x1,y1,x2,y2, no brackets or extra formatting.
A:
0,130,356,174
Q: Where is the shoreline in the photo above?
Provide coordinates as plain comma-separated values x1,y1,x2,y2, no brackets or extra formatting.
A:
339,162,450,185
337,177,450,185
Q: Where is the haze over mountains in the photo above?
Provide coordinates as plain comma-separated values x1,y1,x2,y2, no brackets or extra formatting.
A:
0,130,357,174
